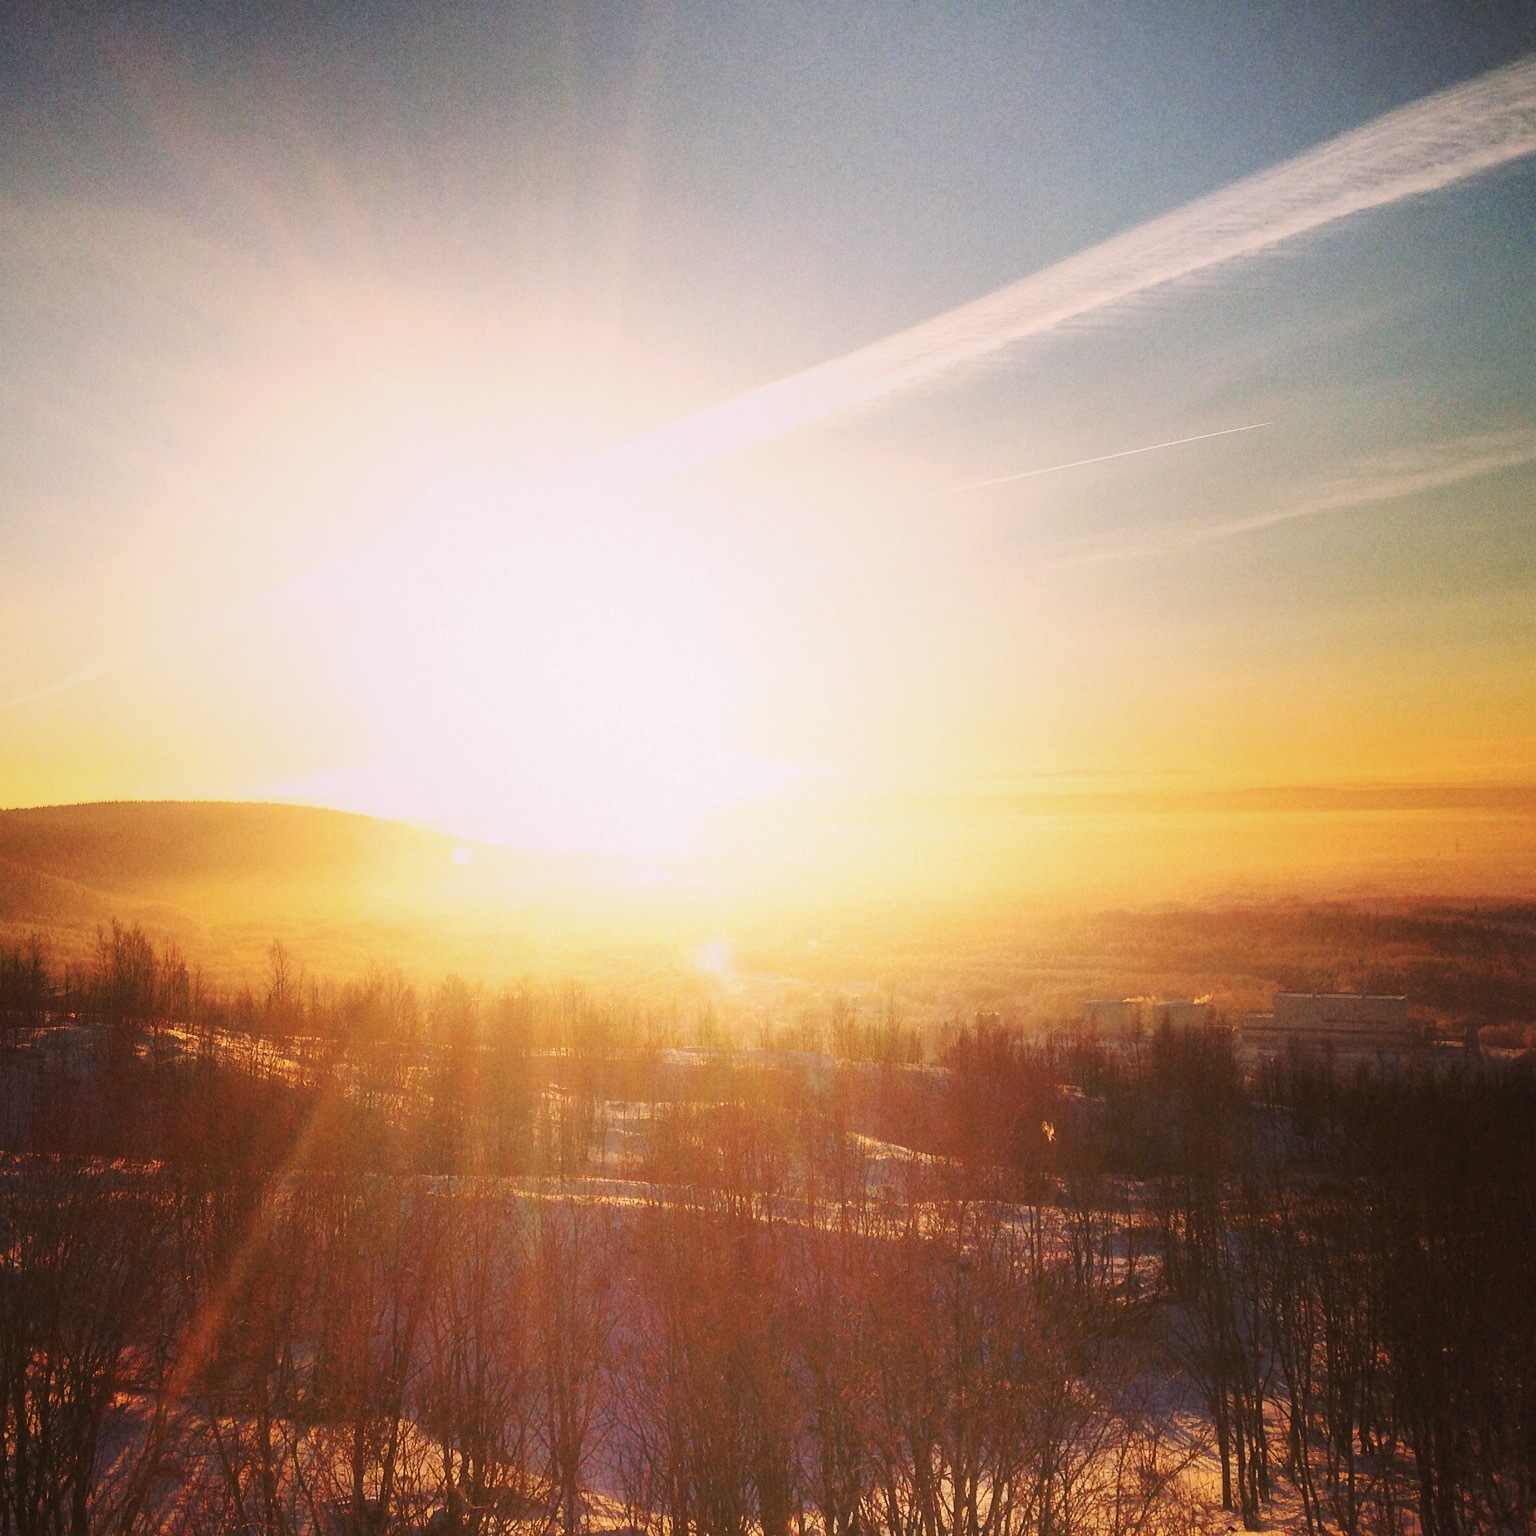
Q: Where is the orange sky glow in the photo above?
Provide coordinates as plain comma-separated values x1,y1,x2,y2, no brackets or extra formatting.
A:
3,10,1535,914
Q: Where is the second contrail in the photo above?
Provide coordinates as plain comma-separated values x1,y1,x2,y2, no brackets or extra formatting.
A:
947,421,1274,494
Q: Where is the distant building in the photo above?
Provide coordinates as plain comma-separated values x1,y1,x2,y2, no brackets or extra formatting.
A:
1083,998,1145,1033
1241,991,1415,1053
1083,996,1212,1033
1150,997,1213,1030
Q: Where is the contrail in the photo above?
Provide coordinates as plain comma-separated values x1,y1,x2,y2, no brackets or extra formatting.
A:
1035,426,1536,569
1183,425,1536,547
592,53,1536,486
947,421,1274,495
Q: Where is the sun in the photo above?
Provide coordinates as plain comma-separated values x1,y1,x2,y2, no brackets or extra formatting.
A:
289,478,782,861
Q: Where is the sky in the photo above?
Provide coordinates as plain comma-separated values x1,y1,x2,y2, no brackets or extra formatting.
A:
2,3,1535,892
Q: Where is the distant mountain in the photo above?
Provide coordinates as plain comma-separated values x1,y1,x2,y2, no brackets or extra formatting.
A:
0,800,465,896
0,801,618,976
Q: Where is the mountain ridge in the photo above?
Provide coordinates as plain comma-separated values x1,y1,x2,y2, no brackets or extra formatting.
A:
0,801,605,975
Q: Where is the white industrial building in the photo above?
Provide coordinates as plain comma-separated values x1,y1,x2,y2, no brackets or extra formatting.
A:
1241,992,1415,1053
1083,996,1212,1033
1083,998,1144,1033
1151,998,1214,1029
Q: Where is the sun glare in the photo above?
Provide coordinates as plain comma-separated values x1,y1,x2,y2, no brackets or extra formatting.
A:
276,474,788,862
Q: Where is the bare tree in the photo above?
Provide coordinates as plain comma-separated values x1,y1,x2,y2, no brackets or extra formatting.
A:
532,1200,613,1536
302,1178,442,1536
418,1189,537,1535
0,1165,173,1536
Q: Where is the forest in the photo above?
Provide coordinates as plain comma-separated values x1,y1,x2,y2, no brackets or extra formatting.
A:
0,923,1532,1536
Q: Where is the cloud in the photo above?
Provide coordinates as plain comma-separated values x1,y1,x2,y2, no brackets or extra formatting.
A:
594,53,1536,485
